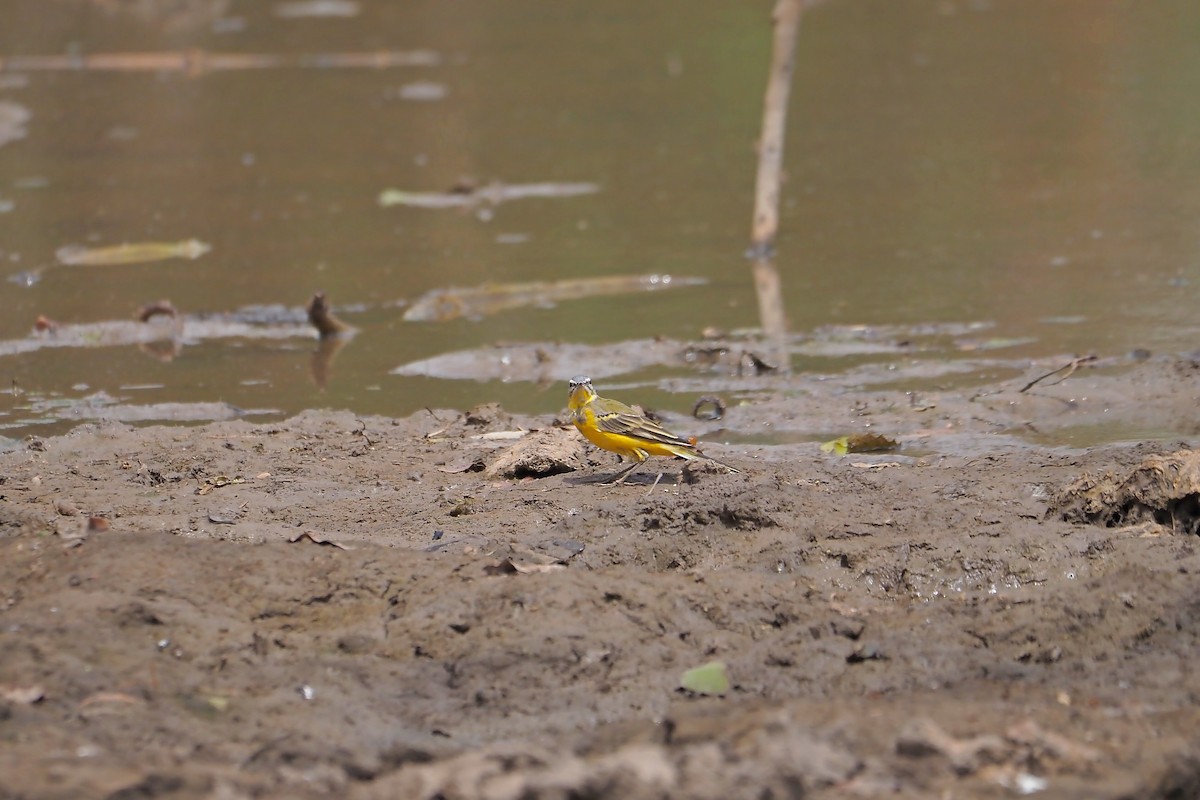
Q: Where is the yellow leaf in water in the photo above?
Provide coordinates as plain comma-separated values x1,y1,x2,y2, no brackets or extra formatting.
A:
820,436,850,456
821,433,899,456
56,239,211,266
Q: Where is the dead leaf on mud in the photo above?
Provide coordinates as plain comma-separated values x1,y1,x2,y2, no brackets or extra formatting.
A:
486,557,566,576
207,508,241,525
850,461,903,471
846,643,887,663
896,718,1007,774
1005,718,1101,764
197,475,246,495
77,691,145,719
180,691,231,717
1050,449,1200,535
1,685,45,704
896,716,1100,785
287,531,352,550
484,545,574,575
55,516,89,548
471,430,529,441
448,497,478,517
821,433,900,456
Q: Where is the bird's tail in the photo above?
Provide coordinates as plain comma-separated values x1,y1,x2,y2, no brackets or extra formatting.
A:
685,436,740,474
702,453,741,474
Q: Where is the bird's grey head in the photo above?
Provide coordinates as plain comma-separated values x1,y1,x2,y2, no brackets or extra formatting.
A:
568,375,592,390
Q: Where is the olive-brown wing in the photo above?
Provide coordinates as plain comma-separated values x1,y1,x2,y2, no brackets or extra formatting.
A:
591,400,698,452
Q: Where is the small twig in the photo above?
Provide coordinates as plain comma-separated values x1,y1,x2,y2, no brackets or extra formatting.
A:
645,473,664,498
1019,355,1098,393
353,418,377,447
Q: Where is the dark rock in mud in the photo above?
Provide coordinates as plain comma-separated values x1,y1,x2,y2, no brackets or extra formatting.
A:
484,428,588,479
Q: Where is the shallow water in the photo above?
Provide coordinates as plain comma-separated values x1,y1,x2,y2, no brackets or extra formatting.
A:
1,0,1197,438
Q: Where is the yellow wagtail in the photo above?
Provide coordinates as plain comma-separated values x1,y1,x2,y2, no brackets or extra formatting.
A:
566,375,739,484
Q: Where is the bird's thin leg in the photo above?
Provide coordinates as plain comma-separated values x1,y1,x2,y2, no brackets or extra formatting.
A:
603,460,644,486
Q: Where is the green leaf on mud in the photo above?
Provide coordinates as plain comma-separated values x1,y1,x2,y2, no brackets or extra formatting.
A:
820,433,899,456
680,661,729,695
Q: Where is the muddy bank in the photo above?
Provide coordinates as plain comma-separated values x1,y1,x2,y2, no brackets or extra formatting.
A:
1,359,1199,798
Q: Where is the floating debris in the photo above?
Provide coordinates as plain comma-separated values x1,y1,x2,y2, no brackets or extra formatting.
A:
274,0,360,18
0,101,30,148
307,291,353,339
7,269,41,287
379,181,599,209
0,50,440,74
56,239,210,267
398,81,447,101
404,274,704,322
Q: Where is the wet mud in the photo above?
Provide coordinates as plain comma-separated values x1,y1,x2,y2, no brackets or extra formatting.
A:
1,358,1199,798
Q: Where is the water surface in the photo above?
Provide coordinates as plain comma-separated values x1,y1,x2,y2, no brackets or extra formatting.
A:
0,0,1197,438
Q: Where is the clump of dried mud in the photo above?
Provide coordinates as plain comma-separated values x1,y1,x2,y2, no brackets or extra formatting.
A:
2,358,1200,799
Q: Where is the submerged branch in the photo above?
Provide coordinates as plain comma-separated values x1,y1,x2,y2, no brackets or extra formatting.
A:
0,49,439,75
750,0,804,255
747,0,804,371
1018,355,1098,393
307,292,353,339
